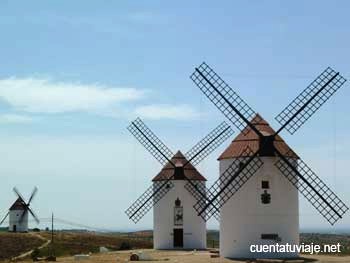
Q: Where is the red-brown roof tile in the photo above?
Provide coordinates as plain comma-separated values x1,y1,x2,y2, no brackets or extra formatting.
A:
9,198,26,211
218,114,299,160
152,151,207,181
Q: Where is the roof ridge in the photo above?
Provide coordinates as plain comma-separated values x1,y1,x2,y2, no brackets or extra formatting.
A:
218,114,298,160
152,151,207,181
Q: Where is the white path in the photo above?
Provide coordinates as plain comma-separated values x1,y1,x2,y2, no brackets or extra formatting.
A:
11,233,51,261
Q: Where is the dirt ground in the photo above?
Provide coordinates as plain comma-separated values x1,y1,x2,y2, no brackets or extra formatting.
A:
13,249,350,263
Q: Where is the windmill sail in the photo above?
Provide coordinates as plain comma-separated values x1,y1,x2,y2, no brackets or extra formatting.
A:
128,118,174,166
184,121,233,166
191,61,348,225
125,118,232,223
275,67,346,135
275,150,349,225
191,62,260,136
194,147,263,220
125,180,175,223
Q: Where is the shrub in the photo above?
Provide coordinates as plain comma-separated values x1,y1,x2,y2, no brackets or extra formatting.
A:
31,248,40,261
119,242,131,250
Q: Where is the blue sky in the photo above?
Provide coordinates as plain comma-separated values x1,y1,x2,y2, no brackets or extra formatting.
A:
0,1,349,231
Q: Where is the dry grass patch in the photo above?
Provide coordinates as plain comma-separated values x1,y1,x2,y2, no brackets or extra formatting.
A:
0,232,44,261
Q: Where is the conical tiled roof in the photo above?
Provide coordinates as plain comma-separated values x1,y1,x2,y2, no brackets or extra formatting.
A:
152,151,207,181
9,198,26,211
218,114,299,160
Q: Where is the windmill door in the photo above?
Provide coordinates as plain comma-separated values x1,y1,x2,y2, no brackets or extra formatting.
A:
173,228,183,247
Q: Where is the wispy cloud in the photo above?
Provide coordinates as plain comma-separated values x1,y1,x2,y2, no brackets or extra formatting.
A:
0,77,145,114
134,104,200,121
0,77,201,123
0,113,35,124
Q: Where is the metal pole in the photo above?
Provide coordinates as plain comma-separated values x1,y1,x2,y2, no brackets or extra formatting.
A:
51,213,55,257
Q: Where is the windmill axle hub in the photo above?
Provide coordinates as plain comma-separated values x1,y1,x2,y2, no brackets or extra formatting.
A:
259,135,275,157
174,166,185,180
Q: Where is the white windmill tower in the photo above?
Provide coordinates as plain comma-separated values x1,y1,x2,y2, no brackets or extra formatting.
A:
191,62,349,258
1,187,40,232
217,114,300,258
125,118,233,249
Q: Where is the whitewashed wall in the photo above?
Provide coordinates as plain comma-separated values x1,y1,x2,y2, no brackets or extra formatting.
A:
220,157,299,258
153,180,207,249
9,210,28,232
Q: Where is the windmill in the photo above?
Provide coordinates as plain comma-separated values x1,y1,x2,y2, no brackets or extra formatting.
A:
190,62,349,258
125,118,233,249
0,187,40,232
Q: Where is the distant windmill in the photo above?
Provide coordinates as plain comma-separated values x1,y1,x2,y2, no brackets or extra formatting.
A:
0,187,40,232
190,62,349,258
125,118,233,249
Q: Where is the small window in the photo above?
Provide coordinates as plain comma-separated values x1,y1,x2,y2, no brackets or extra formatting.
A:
262,180,269,189
261,234,279,240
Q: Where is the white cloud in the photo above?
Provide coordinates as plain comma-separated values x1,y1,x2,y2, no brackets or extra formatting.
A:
0,77,202,122
0,113,35,124
134,104,200,121
0,77,145,114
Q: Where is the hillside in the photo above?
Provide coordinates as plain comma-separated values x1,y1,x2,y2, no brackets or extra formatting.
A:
0,233,45,261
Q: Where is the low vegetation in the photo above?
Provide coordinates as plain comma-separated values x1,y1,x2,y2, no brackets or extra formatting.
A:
0,233,44,261
300,233,350,256
206,231,350,255
0,230,349,261
36,231,152,257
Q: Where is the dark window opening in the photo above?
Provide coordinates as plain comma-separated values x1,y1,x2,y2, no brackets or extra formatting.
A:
261,234,279,240
262,180,269,189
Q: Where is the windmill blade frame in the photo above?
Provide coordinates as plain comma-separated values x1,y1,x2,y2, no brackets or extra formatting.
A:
184,121,234,166
127,118,230,223
275,67,346,135
28,186,38,205
13,187,25,202
274,149,349,225
125,178,175,223
27,207,40,224
19,209,28,224
0,211,9,225
181,122,234,218
128,118,175,167
190,62,262,137
184,181,220,221
194,147,263,220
